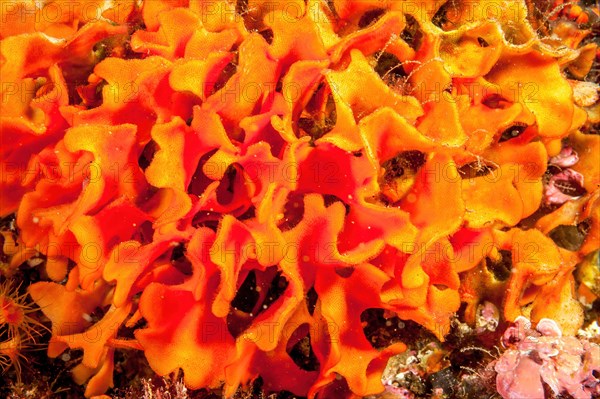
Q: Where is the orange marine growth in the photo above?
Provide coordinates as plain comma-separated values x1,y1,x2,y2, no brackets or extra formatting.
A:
0,281,46,342
0,0,598,397
0,281,46,382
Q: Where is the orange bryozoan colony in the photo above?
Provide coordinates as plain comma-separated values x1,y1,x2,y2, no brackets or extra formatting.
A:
0,0,599,397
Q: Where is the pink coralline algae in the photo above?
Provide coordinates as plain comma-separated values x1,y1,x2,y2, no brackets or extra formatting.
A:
494,317,600,399
544,146,587,206
544,168,586,205
549,147,580,168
